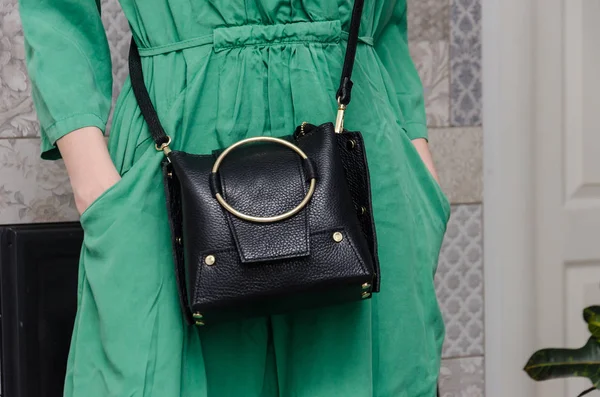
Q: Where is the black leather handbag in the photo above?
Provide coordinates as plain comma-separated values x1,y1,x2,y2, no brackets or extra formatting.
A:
128,0,379,326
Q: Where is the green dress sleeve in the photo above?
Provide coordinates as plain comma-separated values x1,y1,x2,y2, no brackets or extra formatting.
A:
19,0,113,160
374,1,428,141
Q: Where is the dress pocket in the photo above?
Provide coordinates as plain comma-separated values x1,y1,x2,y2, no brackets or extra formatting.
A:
78,145,158,229
421,156,451,219
408,142,451,230
79,178,125,222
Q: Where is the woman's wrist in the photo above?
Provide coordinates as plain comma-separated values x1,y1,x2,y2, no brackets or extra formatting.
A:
57,127,121,214
72,168,121,215
411,138,440,183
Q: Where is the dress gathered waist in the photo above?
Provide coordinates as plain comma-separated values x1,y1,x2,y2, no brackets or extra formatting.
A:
136,20,374,57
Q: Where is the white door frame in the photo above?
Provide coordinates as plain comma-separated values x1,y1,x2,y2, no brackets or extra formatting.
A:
482,0,537,396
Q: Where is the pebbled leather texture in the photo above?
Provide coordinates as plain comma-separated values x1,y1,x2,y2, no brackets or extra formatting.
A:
216,142,310,263
193,228,371,323
165,122,380,323
334,130,381,292
295,123,380,291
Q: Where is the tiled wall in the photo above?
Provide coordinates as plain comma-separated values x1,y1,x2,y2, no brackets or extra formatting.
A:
0,0,129,224
408,0,485,395
0,0,483,394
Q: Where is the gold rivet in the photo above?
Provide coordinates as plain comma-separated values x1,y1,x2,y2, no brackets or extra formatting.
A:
167,171,173,178
362,292,371,299
205,255,216,266
332,232,344,243
360,206,367,215
193,312,205,326
300,121,308,136
176,237,182,244
362,283,371,290
347,139,356,150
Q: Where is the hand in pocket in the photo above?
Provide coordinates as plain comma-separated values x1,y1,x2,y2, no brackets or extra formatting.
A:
411,138,441,185
55,127,123,215
75,173,122,215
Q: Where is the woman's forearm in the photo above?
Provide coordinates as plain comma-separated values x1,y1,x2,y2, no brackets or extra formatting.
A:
57,127,121,214
412,138,440,184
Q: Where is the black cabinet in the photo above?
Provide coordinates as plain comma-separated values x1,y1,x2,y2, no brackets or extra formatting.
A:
0,223,83,397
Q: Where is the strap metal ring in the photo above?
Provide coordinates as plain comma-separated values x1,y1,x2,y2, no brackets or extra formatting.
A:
155,136,172,151
212,136,317,223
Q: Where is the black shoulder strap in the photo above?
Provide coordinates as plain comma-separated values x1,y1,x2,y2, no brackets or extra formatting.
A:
128,0,365,147
336,0,365,106
128,39,171,148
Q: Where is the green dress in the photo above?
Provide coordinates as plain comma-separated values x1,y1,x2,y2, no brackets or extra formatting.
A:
19,0,450,395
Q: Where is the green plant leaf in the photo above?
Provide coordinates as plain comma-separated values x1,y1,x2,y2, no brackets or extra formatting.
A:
584,306,600,340
524,337,600,388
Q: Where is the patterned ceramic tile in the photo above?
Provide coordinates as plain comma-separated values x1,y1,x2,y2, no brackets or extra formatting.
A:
101,0,131,110
428,127,483,204
1,0,129,140
436,204,484,358
439,356,485,396
410,40,450,127
407,0,450,42
0,137,78,223
0,0,39,138
450,0,482,126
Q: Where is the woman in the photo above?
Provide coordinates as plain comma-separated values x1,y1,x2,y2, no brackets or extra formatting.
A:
19,0,450,396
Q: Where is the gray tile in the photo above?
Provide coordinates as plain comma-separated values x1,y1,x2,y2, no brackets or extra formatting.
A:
101,0,131,133
436,204,484,358
407,0,450,42
1,0,129,139
450,0,482,126
440,356,485,396
0,137,78,224
101,0,131,104
410,40,450,127
0,0,39,138
428,127,482,204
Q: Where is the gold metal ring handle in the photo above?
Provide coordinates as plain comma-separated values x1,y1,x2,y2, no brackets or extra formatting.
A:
212,136,317,223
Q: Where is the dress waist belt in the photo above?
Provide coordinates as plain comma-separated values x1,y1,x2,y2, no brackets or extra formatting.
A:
136,20,374,57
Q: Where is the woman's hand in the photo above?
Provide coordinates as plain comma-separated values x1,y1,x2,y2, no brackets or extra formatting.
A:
57,127,121,215
411,138,441,184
